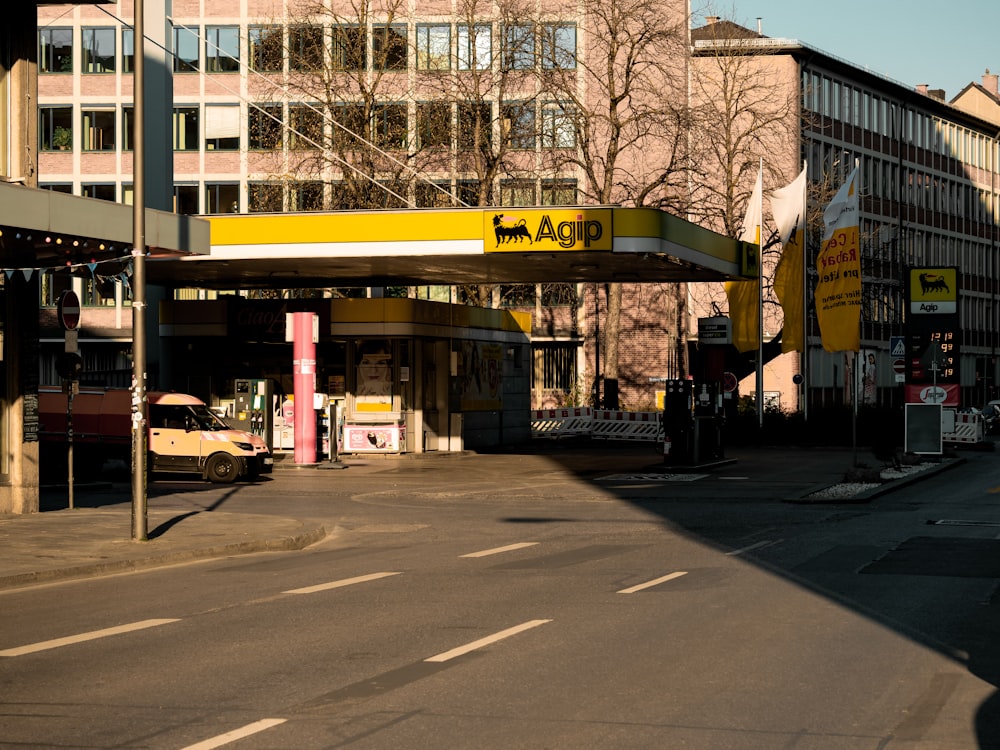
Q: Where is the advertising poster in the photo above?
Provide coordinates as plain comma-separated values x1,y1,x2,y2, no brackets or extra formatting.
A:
356,339,393,412
458,341,503,410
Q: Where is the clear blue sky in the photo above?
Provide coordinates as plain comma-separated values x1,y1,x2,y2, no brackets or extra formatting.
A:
715,1,1000,101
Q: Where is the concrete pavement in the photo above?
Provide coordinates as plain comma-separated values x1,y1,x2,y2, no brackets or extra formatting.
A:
0,442,968,592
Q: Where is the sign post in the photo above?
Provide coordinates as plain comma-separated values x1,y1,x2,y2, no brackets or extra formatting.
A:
58,291,81,509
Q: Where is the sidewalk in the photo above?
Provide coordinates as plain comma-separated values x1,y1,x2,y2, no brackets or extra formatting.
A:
0,444,967,592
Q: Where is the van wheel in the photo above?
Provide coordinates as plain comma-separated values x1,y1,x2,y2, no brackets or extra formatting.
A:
206,453,239,484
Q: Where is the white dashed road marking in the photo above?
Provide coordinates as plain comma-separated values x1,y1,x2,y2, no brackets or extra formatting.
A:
461,542,539,558
181,719,287,750
0,618,180,657
424,619,552,663
283,571,401,595
617,571,688,594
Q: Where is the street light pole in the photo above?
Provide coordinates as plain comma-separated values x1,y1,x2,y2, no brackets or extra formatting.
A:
131,0,148,541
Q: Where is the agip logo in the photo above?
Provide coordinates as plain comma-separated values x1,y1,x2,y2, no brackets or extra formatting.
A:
909,267,958,315
485,209,613,252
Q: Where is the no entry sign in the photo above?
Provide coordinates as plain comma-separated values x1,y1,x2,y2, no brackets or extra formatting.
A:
58,290,81,331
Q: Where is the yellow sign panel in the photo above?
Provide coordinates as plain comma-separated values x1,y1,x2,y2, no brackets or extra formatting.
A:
484,208,613,252
910,267,958,314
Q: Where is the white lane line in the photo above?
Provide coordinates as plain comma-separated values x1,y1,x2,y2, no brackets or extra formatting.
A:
0,618,179,657
460,542,539,558
725,540,779,557
617,571,688,594
424,619,552,663
181,719,287,750
283,571,401,595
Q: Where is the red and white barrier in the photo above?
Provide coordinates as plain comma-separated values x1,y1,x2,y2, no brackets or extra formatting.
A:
530,408,661,441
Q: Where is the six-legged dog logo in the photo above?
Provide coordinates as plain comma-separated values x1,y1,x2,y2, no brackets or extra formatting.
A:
919,272,950,295
493,214,533,246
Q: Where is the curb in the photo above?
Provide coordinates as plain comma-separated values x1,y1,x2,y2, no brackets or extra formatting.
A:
785,456,966,504
0,522,327,591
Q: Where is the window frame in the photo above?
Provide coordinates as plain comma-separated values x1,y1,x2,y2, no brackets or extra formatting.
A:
249,25,283,73
457,24,491,71
416,24,451,71
173,25,200,73
173,105,200,151
205,25,240,73
40,27,74,74
81,108,117,152
81,27,115,74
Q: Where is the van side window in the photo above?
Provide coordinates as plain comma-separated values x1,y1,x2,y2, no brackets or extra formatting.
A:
151,405,190,430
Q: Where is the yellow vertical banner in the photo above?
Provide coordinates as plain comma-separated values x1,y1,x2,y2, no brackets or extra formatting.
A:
771,167,807,353
725,169,762,353
815,168,861,352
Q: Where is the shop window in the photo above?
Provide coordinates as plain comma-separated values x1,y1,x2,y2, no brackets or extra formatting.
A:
40,28,73,73
173,25,200,73
82,27,115,74
205,105,240,150
205,183,239,214
40,107,73,151
416,25,450,71
205,26,239,73
82,109,116,151
373,25,407,71
173,106,199,151
249,25,283,72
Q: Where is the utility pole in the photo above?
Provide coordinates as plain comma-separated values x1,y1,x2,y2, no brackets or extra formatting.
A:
131,0,148,541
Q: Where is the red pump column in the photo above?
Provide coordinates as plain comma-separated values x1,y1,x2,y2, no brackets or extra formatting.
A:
291,312,317,464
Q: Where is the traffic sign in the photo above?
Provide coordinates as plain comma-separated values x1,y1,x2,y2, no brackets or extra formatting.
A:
58,290,81,331
722,371,738,393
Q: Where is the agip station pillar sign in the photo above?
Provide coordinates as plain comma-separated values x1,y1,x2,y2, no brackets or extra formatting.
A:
904,267,959,406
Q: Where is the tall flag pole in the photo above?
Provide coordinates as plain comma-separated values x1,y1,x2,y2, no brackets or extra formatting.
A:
725,163,763,422
771,163,808,410
815,166,862,353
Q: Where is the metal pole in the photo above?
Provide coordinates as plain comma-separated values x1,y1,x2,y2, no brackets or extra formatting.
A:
801,159,809,422
131,0,148,541
67,386,74,510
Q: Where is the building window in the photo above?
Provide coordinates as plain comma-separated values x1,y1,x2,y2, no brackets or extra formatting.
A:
502,101,535,149
172,184,199,214
40,106,73,151
82,184,116,201
205,105,240,150
542,179,576,205
502,24,535,70
500,284,536,307
332,25,365,71
82,109,116,151
457,102,492,150
541,24,575,69
416,25,450,71
123,106,134,150
39,183,73,193
122,29,134,73
289,25,324,71
457,24,491,71
416,102,451,149
249,104,283,150
249,26,283,73
540,283,577,306
415,181,457,207
500,180,536,205
456,180,480,205
541,102,575,148
290,181,324,211
373,103,408,149
332,103,366,149
205,26,240,73
289,104,323,149
373,25,407,70
533,342,577,390
249,181,284,212
82,27,115,74
40,28,73,74
173,25,200,73
173,106,199,150
206,183,240,213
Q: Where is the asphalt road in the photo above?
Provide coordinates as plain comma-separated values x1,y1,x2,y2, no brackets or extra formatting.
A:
5,444,1000,748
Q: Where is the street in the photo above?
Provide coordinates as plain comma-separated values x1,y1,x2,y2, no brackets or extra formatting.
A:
4,444,1000,748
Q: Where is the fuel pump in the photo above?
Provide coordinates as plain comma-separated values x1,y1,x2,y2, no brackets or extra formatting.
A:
661,379,693,466
232,379,275,452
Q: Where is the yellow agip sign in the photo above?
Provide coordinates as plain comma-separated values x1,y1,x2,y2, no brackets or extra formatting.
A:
484,208,613,252
910,267,958,314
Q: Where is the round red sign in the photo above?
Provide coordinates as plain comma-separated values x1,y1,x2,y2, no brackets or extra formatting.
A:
58,290,81,331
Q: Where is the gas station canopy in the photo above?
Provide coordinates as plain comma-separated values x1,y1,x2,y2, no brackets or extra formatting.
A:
149,206,757,289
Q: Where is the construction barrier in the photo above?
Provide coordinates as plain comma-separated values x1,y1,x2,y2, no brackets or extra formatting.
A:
531,408,661,441
944,411,984,444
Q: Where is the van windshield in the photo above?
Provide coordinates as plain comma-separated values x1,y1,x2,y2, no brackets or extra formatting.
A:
190,405,230,431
